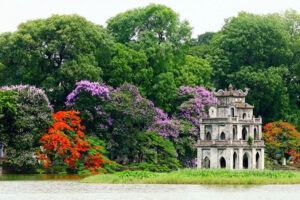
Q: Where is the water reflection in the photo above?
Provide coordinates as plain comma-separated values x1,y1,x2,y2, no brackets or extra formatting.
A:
0,174,83,181
0,179,299,200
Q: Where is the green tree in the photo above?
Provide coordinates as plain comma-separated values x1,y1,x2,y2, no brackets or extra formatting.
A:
233,67,290,124
0,14,114,110
0,85,53,170
209,11,300,127
151,72,177,112
101,43,153,96
210,12,291,88
107,4,193,111
175,55,212,88
283,10,300,129
0,90,18,137
134,131,180,172
189,32,215,59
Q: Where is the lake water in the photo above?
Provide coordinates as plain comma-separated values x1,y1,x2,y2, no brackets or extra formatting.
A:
0,175,299,200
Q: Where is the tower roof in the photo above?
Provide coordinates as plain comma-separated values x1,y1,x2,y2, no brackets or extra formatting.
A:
213,84,249,97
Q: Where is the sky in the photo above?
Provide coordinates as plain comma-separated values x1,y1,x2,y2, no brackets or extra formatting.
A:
1,0,300,37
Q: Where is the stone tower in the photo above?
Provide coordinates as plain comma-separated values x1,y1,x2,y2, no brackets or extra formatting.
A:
196,84,265,169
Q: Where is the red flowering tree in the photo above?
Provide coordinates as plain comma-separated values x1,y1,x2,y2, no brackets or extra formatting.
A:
38,111,109,174
263,121,300,166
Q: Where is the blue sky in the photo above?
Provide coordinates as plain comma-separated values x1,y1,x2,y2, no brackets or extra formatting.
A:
1,0,300,37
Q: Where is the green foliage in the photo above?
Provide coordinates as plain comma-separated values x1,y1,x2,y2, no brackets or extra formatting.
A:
189,32,215,59
209,11,300,127
136,131,180,171
0,14,114,110
283,10,300,130
85,136,121,173
0,85,53,170
116,170,159,179
151,72,177,112
107,4,195,112
174,124,198,167
210,12,290,81
197,32,215,45
233,67,290,123
107,4,191,46
177,169,296,178
248,136,253,146
101,43,149,89
0,90,18,131
115,131,180,172
130,162,174,172
175,55,212,88
83,169,300,185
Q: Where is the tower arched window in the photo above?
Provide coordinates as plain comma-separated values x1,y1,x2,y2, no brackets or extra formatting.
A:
230,107,235,117
243,113,247,119
242,127,247,140
205,132,212,140
233,127,237,140
220,132,226,140
203,157,210,168
254,128,258,140
220,157,226,168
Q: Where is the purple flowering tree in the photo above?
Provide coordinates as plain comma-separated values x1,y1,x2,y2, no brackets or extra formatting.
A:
65,81,179,170
176,86,216,167
0,85,53,170
66,80,215,169
176,86,216,126
149,86,216,167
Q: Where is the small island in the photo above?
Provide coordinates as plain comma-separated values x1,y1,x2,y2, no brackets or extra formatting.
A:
0,3,299,189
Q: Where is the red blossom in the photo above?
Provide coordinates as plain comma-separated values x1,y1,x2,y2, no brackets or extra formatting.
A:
263,121,300,166
38,111,109,172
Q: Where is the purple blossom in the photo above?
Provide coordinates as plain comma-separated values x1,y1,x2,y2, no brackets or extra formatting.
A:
65,80,110,107
65,80,215,167
99,124,105,129
176,86,216,127
107,117,113,126
0,84,53,112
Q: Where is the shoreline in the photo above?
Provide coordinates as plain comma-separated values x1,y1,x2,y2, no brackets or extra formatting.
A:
81,169,300,185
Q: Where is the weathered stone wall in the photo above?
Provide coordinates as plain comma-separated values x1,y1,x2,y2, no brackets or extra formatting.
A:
197,147,264,169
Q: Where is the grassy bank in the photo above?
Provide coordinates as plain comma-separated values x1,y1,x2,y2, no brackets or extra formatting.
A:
82,169,300,185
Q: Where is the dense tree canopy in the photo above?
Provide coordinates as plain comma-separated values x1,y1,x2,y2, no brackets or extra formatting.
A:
210,12,290,80
206,11,300,127
106,4,200,112
0,15,114,110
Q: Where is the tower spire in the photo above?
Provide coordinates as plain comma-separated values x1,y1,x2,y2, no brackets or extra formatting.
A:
228,83,233,91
